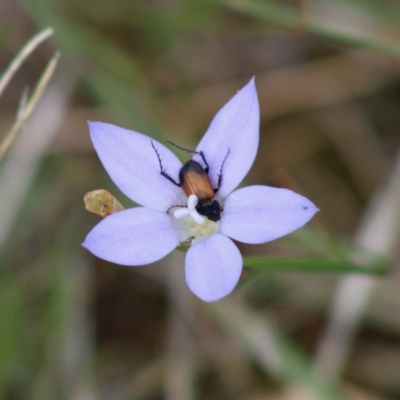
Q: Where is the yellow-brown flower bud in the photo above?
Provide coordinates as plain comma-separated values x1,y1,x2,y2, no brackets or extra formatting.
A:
84,189,124,218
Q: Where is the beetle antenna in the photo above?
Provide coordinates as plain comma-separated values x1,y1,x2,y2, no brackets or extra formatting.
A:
151,140,164,170
166,141,196,154
167,141,210,173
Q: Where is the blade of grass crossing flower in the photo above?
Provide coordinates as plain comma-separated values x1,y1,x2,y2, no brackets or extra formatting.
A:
243,257,391,276
287,226,393,273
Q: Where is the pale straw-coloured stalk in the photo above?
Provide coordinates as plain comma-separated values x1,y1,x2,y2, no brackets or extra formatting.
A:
0,52,60,163
314,150,400,380
0,70,76,246
0,27,53,97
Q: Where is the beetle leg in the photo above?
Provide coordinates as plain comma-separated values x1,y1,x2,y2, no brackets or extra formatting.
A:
214,148,230,194
151,141,181,187
198,151,209,174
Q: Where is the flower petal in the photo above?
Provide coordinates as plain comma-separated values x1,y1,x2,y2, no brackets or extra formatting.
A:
89,121,186,211
220,185,318,244
185,233,242,302
82,207,185,265
195,78,259,198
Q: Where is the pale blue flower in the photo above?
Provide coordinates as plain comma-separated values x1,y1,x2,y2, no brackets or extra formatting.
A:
83,79,318,302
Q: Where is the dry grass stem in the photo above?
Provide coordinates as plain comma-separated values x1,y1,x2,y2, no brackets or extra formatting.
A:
0,70,75,246
0,27,53,97
0,52,60,163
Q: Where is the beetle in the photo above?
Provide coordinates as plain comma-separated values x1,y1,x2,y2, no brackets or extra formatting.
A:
151,141,228,222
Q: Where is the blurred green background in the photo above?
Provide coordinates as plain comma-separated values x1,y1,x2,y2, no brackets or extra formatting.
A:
1,0,400,399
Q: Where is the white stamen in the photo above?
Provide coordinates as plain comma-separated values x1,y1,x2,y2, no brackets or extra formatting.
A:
172,194,205,224
187,194,205,225
187,194,198,209
171,193,220,243
174,208,190,219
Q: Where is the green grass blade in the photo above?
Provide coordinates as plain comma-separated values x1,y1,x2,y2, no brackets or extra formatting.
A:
243,256,391,276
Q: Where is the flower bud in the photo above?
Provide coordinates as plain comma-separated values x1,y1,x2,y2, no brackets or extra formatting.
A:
84,189,124,218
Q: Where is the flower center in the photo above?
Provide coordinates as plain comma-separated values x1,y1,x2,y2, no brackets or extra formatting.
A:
172,194,220,244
